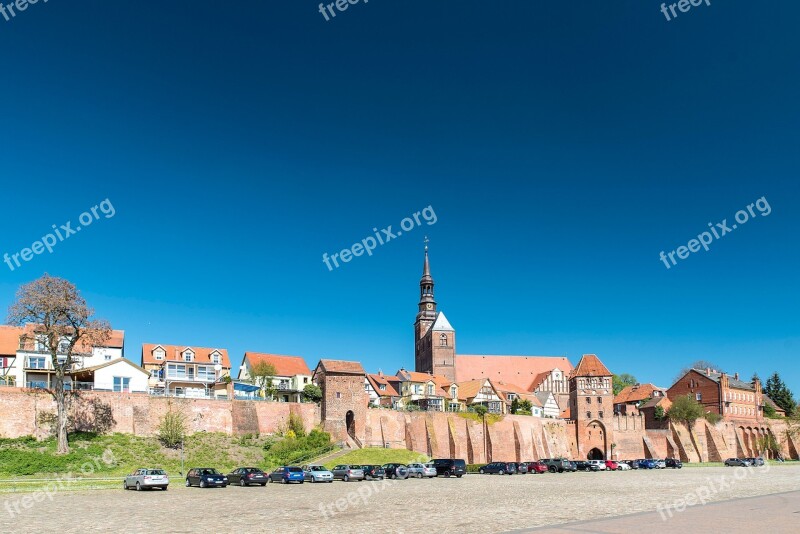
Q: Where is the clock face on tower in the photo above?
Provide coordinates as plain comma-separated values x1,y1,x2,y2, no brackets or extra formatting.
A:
426,303,433,310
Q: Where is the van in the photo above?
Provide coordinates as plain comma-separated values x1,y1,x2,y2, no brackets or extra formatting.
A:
431,458,466,478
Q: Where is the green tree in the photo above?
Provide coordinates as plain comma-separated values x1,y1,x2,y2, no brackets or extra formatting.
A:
302,384,322,403
7,275,111,454
157,406,187,449
765,372,796,416
249,361,278,399
612,374,637,395
653,405,666,421
473,405,488,417
510,398,520,414
667,395,706,429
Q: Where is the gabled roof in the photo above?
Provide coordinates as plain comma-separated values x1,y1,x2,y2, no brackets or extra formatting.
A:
316,359,365,375
571,354,611,377
640,396,672,411
243,353,312,377
614,384,665,405
1,324,125,354
431,312,454,331
688,368,755,391
366,374,399,397
454,355,573,388
71,357,149,376
455,378,498,402
534,391,556,406
141,344,231,367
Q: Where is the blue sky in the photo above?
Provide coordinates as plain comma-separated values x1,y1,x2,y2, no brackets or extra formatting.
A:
1,1,798,394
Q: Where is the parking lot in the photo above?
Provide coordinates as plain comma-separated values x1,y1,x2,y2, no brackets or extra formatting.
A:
5,465,800,533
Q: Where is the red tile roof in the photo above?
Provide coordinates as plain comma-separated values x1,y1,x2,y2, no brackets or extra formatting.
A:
366,374,399,397
571,354,611,377
243,352,311,377
317,360,365,374
0,324,124,355
141,344,231,368
614,384,665,405
454,355,573,391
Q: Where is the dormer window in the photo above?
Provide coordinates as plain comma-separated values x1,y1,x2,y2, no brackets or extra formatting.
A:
183,350,194,362
210,351,221,364
153,348,165,361
379,384,386,391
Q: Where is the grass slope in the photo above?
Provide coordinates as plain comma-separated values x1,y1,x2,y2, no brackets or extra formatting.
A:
322,448,428,469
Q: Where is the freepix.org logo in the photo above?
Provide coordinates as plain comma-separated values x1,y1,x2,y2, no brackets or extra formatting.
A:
322,206,437,271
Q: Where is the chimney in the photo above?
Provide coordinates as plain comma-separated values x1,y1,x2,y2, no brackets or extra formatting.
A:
706,368,712,376
378,369,383,378
734,373,739,381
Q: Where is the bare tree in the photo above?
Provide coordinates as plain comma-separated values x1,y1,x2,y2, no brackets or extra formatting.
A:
7,274,111,454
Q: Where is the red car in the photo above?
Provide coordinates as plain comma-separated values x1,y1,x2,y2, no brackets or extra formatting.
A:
605,460,620,471
521,461,548,474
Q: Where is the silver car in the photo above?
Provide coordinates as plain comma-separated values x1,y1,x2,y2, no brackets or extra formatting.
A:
406,462,437,478
331,464,365,482
124,468,169,491
654,459,667,469
303,465,334,483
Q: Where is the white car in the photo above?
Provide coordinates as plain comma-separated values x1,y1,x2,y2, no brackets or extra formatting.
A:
655,459,667,469
406,463,437,478
124,468,169,491
587,460,607,471
302,465,334,483
616,462,631,471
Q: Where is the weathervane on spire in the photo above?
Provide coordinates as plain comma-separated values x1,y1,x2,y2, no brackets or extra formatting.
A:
424,235,429,252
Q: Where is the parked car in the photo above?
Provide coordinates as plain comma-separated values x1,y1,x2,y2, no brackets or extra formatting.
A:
575,461,600,472
478,462,517,475
431,458,466,478
185,468,228,488
407,463,437,478
587,460,607,471
360,465,386,480
124,468,169,491
522,461,548,474
302,465,334,483
226,467,268,486
621,460,639,470
382,463,409,480
540,458,571,473
332,465,365,482
604,460,620,471
268,466,305,484
616,461,631,471
564,461,577,472
654,459,667,469
512,462,529,474
665,458,683,469
637,459,657,469
724,458,751,467
745,457,765,466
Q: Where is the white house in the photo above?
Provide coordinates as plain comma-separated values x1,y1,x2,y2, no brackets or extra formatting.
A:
71,358,149,393
238,352,313,402
535,391,561,418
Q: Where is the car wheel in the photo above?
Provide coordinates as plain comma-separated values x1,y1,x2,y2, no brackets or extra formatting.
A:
456,474,462,478
299,481,304,484
478,469,485,475
135,482,141,491
390,474,396,479
185,479,191,487
163,487,168,491
343,475,349,482
268,477,273,483
416,473,423,479
240,479,247,487
200,480,206,488
281,478,287,484
548,466,556,473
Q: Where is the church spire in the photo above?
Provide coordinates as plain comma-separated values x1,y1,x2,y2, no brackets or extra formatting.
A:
418,237,436,315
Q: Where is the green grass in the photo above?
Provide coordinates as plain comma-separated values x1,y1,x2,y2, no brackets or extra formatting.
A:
322,448,428,469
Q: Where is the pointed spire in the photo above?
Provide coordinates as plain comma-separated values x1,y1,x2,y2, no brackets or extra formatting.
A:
421,236,432,282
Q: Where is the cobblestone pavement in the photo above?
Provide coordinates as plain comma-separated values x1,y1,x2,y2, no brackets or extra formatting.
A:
4,466,799,533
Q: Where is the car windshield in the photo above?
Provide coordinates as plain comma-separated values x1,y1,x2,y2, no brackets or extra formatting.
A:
288,467,302,473
147,470,166,475
310,466,326,472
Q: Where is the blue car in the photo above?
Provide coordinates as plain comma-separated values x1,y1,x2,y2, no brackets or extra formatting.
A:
637,459,657,469
268,466,305,484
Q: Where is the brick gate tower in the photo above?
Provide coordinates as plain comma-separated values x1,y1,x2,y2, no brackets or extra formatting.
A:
312,359,367,445
413,243,456,383
569,354,615,460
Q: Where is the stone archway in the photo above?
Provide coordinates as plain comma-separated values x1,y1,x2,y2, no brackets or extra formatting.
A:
588,447,604,460
346,410,355,439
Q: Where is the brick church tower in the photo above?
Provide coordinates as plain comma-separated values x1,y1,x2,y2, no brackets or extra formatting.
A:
414,243,456,383
569,354,615,460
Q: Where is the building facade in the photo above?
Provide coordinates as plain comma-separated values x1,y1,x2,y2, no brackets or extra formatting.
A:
569,354,615,460
238,352,312,403
141,344,231,398
668,368,764,421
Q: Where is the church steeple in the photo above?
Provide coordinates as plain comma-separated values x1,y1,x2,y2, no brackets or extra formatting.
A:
418,238,436,316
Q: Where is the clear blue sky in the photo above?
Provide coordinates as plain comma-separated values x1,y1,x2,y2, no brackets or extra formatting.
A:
1,1,798,395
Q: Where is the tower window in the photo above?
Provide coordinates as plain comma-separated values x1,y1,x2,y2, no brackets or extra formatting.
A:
440,334,448,346
586,412,591,419
586,397,591,404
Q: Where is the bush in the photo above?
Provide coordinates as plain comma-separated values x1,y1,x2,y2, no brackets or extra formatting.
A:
704,411,722,425
302,384,322,403
263,428,333,467
157,408,187,449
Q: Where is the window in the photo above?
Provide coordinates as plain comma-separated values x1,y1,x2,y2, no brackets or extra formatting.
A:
586,411,592,418
153,349,165,361
599,411,604,418
379,384,386,391
150,369,161,379
336,392,341,399
586,397,591,404
104,354,112,361
183,350,194,362
426,384,434,396
696,393,702,401
210,352,220,364
450,385,457,399
28,357,46,369
439,334,448,346
166,363,186,379
113,377,130,393
196,366,213,381
597,397,602,403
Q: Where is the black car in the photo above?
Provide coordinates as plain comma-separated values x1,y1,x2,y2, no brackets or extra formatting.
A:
540,458,571,473
478,462,517,475
227,467,268,486
431,458,466,478
665,458,683,469
382,463,409,479
565,461,578,472
575,461,600,472
185,468,228,488
361,465,386,480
